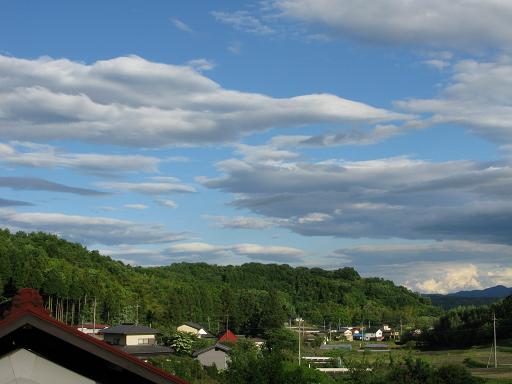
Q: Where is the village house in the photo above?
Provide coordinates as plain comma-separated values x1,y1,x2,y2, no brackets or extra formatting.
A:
177,322,211,338
192,343,231,370
338,327,353,341
99,324,173,359
0,288,186,384
75,323,109,338
364,327,383,341
218,329,237,344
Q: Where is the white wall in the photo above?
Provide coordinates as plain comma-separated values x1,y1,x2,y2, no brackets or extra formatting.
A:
0,349,95,384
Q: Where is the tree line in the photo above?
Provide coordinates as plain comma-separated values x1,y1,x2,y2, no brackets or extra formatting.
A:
0,229,439,334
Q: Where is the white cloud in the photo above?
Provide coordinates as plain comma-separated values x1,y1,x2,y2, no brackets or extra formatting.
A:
157,199,178,209
206,215,278,229
274,0,512,51
423,59,450,70
398,58,512,144
166,241,306,263
268,121,426,148
124,204,149,210
98,180,196,195
0,55,408,147
186,58,215,72
413,264,482,294
170,17,193,33
234,144,299,163
0,141,159,173
0,208,183,246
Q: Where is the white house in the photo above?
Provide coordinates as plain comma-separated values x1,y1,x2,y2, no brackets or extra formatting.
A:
177,321,210,338
75,323,109,338
363,327,383,341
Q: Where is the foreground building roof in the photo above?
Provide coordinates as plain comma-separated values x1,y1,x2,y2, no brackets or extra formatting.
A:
0,288,188,384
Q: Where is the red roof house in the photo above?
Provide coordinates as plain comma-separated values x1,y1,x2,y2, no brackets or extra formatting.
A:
0,288,188,384
218,329,238,343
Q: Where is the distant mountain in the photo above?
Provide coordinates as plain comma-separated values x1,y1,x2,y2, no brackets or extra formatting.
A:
451,285,512,298
425,285,512,310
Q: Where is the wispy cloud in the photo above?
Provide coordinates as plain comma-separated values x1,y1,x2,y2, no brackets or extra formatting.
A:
186,58,215,72
0,142,160,173
212,10,274,35
124,203,149,210
0,208,184,246
0,176,108,196
98,180,196,195
170,17,193,33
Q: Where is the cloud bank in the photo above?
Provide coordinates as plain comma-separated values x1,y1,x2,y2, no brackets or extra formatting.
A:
0,55,407,147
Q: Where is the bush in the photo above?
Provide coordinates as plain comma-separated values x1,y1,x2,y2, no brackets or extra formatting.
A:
462,357,487,368
437,364,484,384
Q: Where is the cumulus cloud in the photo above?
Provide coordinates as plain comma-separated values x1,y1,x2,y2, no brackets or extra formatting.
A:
0,55,408,147
274,0,512,51
0,141,159,173
166,241,306,263
0,176,107,196
0,208,183,246
397,58,512,144
412,264,482,294
201,155,512,244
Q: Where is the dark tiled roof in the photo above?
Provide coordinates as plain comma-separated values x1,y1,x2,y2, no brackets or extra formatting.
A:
183,321,205,330
118,344,174,356
192,343,231,357
100,324,160,335
366,327,382,333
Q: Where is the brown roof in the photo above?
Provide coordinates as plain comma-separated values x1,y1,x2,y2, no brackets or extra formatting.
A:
0,288,188,384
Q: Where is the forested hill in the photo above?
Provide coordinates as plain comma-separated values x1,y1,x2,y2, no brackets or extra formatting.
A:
0,229,439,334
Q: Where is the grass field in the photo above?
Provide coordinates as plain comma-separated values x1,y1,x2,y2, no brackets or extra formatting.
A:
313,341,512,382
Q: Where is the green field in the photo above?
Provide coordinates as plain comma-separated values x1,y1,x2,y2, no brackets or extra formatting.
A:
313,342,512,382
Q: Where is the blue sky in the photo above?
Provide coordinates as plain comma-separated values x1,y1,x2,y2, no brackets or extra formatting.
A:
2,0,512,293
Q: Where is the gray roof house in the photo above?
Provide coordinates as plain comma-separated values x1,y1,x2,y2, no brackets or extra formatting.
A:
99,324,173,359
192,343,231,370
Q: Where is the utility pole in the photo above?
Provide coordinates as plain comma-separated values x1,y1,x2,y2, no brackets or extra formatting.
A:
93,297,97,334
493,312,498,368
298,318,302,366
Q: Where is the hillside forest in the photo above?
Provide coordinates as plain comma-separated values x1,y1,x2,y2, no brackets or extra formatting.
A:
0,229,439,334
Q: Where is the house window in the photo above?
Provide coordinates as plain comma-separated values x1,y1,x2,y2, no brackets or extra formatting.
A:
138,338,150,345
111,337,121,345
